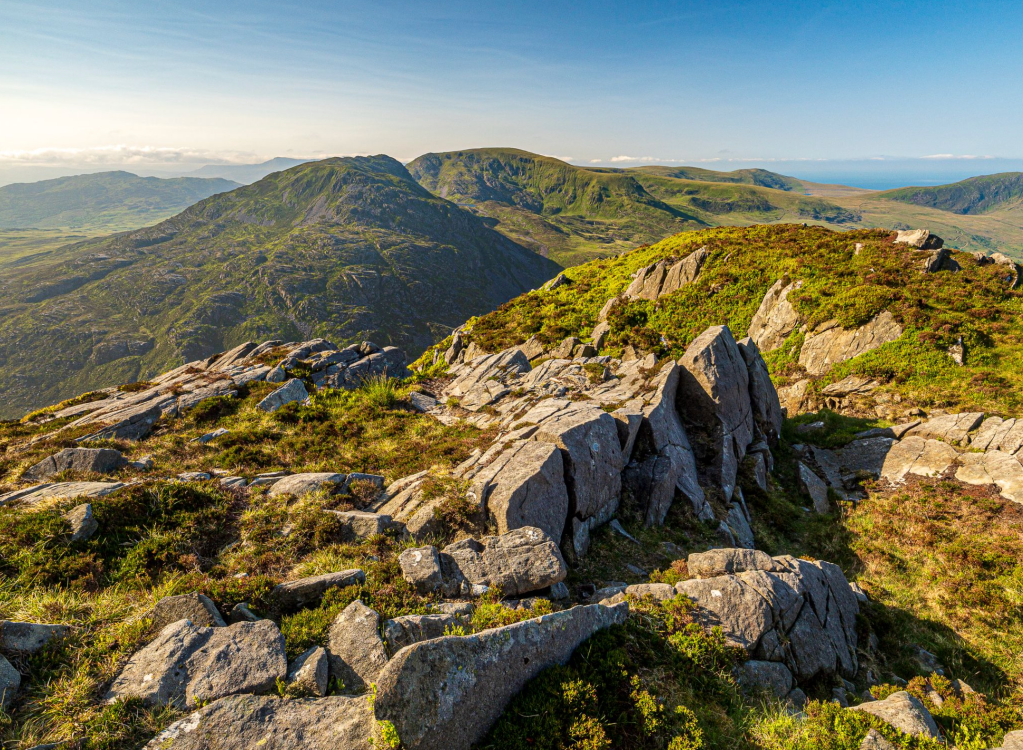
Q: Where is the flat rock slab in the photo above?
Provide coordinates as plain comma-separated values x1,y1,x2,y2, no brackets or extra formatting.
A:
0,620,68,654
0,481,124,507
267,472,346,498
879,437,958,483
907,412,984,446
374,602,628,750
798,311,903,377
107,620,287,708
688,548,778,579
955,450,1023,503
850,691,941,739
273,569,365,611
142,694,375,749
24,447,126,480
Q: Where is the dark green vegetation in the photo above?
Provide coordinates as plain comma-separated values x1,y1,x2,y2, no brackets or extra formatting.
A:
0,155,559,418
450,224,1023,417
880,173,1023,215
0,172,239,231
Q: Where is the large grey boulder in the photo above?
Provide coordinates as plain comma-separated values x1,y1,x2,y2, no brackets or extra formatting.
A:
272,569,365,611
256,379,308,413
327,600,389,694
531,403,623,556
374,602,628,750
267,472,346,498
0,620,69,653
23,447,126,480
678,325,755,501
465,439,569,542
399,546,444,595
152,593,226,631
798,312,903,376
748,279,803,352
107,619,287,708
1000,730,1023,750
0,654,20,709
142,694,375,749
850,691,941,739
737,337,783,445
688,548,777,579
441,526,567,597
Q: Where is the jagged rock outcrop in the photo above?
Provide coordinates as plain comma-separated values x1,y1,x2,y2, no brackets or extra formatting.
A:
143,694,376,749
678,325,754,501
624,246,709,301
107,620,287,708
373,602,628,750
748,279,803,352
737,337,784,445
798,311,903,376
675,550,859,683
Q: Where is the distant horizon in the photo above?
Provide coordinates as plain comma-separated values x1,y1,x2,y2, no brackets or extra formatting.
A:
3,150,1023,192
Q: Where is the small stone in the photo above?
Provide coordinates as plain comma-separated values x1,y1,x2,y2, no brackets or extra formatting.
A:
267,472,346,499
63,503,98,542
0,620,69,654
849,691,941,739
191,428,230,444
229,603,260,623
550,581,570,600
287,646,328,696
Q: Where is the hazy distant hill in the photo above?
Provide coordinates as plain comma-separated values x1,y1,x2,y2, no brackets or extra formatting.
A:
186,157,313,184
0,155,558,415
878,172,1023,214
0,171,239,229
629,164,805,192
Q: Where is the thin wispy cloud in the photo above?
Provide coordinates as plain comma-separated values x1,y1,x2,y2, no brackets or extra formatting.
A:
0,145,262,166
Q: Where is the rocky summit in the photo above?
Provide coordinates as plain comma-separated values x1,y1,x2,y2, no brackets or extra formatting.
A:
0,223,1021,750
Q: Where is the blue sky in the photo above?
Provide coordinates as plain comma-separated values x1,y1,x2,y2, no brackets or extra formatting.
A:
2,0,1022,187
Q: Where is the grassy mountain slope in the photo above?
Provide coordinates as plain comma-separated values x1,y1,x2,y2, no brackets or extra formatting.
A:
879,172,1023,214
0,155,558,417
452,223,1023,417
0,172,240,230
630,164,805,192
408,148,703,265
1,224,1020,748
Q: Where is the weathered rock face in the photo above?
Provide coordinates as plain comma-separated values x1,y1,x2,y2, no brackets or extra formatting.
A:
678,325,755,500
798,312,903,376
440,526,567,597
464,439,569,542
373,602,628,750
748,279,803,352
383,614,458,652
850,691,941,739
530,402,624,556
152,593,227,631
257,378,309,413
23,447,126,480
143,694,375,750
675,552,859,682
956,451,1023,503
107,620,287,708
326,600,389,694
272,570,366,612
907,412,984,446
398,546,444,595
734,660,794,699
625,247,709,301
64,502,98,542
737,337,784,445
